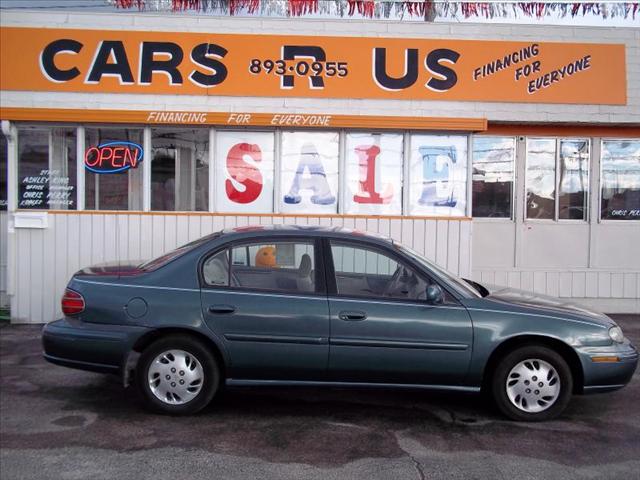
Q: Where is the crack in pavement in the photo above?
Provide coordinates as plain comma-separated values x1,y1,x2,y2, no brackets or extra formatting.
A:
394,430,428,480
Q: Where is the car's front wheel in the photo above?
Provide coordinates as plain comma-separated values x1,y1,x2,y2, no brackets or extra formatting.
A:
492,345,573,421
137,335,220,415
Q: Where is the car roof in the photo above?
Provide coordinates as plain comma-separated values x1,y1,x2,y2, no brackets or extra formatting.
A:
217,224,394,245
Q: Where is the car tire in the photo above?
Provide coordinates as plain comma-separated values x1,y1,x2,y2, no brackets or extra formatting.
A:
136,334,220,415
491,345,573,422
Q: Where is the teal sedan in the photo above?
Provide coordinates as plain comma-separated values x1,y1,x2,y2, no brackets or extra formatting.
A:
42,226,637,421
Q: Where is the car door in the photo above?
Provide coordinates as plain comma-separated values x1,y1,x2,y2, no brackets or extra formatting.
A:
200,237,330,381
326,239,473,385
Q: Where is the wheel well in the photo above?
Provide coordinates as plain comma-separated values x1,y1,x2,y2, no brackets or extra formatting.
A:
132,328,227,378
482,335,584,394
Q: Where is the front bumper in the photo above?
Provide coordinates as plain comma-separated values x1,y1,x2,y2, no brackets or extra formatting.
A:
577,340,638,393
42,318,149,374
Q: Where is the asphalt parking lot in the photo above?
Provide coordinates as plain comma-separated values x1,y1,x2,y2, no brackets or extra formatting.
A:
1,315,639,480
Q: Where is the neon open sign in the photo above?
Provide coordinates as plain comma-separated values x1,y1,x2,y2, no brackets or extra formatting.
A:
84,141,143,174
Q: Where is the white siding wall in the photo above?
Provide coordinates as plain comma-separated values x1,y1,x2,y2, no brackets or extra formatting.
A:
472,221,640,313
0,211,8,308
8,213,472,324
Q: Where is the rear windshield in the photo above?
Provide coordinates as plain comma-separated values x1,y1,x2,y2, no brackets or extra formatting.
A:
139,232,221,271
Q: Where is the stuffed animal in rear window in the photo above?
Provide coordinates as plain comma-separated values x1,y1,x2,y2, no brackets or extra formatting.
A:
255,246,277,268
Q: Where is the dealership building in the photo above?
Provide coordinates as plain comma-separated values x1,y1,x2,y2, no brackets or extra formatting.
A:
0,7,639,323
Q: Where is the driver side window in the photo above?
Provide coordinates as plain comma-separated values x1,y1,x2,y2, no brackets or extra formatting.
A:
330,242,429,301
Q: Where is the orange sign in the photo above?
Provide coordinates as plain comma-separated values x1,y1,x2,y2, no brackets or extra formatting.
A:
0,27,626,105
0,107,487,131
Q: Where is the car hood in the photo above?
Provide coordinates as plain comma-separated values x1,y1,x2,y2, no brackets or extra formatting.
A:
483,284,616,327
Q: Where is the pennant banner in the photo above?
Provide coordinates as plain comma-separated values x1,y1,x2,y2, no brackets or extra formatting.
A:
109,0,639,20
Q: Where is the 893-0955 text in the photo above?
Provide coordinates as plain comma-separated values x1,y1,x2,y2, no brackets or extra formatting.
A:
249,59,348,78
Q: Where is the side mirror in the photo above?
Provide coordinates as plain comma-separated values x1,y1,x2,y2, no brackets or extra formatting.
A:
426,284,444,304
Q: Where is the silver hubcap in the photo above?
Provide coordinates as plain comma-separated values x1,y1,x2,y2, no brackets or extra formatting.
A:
148,349,204,405
506,358,561,413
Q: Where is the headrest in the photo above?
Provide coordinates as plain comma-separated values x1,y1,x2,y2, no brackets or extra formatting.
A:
299,254,312,276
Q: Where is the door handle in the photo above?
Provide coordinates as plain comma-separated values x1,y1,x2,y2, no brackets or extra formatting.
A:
338,310,367,321
209,304,236,314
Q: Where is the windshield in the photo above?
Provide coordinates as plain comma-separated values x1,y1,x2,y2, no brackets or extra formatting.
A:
138,232,221,271
395,243,482,298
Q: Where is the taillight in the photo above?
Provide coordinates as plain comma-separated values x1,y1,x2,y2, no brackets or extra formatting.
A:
61,289,85,315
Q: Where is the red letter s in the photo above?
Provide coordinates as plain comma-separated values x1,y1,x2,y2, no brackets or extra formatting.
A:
225,143,263,204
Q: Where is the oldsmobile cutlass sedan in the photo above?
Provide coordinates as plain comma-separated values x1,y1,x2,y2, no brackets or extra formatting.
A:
42,226,637,421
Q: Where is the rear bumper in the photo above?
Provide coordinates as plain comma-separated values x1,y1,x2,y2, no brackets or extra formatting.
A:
578,341,638,394
42,318,149,374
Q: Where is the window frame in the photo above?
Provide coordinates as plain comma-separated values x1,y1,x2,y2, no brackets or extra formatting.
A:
16,124,79,211
524,136,590,223
10,123,475,219
213,128,277,214
342,130,405,216
83,124,146,211
198,236,326,296
323,237,458,305
471,135,517,222
279,129,341,215
406,132,470,218
599,137,640,223
149,127,211,213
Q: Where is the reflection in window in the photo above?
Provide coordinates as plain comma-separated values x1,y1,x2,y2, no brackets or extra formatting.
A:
230,242,316,293
85,128,143,210
151,129,208,211
559,140,589,220
526,139,556,219
18,127,77,210
280,131,339,214
344,133,403,215
0,134,7,210
409,135,468,217
472,137,514,218
601,140,640,220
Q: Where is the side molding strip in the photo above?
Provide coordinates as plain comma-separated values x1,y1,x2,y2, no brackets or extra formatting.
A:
226,379,480,393
224,333,328,345
330,338,469,350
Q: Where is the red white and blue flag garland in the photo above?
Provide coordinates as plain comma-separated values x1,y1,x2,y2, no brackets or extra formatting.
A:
110,1,640,20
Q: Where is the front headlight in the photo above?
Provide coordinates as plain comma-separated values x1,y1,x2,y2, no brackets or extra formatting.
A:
609,326,625,343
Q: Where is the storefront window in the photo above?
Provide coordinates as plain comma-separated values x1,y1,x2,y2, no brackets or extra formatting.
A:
601,140,640,221
526,138,589,221
559,139,589,220
0,133,7,210
85,127,143,210
215,131,274,213
344,133,403,215
409,134,467,217
151,129,209,211
472,136,514,218
526,138,556,219
280,131,339,214
18,127,77,210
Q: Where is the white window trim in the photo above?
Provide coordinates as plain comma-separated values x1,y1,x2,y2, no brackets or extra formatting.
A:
524,136,590,224
599,137,640,223
470,135,517,222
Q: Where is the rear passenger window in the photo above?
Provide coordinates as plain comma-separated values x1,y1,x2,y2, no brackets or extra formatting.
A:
229,241,317,294
202,249,230,287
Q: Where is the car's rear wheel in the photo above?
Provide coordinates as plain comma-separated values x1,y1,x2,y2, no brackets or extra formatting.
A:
137,335,220,415
492,345,572,421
